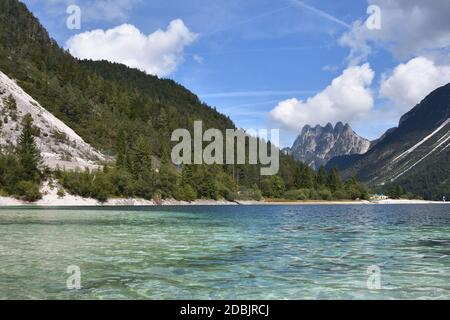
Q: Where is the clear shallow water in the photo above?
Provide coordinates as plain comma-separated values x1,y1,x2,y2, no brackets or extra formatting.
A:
0,205,449,300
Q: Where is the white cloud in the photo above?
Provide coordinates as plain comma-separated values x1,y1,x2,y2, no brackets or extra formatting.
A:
66,19,198,77
380,57,450,111
322,64,340,72
340,0,450,64
338,20,373,66
336,0,450,131
193,54,204,64
270,64,375,132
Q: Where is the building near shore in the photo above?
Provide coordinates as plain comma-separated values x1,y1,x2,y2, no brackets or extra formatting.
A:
370,194,388,201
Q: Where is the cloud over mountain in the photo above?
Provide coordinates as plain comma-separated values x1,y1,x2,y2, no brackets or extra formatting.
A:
270,64,374,132
66,19,197,77
338,1,450,123
380,57,450,111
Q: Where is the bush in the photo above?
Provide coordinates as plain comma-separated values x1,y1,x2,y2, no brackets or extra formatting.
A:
132,177,154,200
318,189,333,201
93,188,108,203
182,184,197,202
261,176,285,198
333,190,349,200
250,187,262,201
109,169,135,197
57,188,66,198
236,185,262,201
15,180,42,202
221,187,236,201
284,189,307,200
308,189,321,200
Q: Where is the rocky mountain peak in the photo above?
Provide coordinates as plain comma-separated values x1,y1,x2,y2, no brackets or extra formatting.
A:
335,121,344,131
290,122,370,170
324,122,334,131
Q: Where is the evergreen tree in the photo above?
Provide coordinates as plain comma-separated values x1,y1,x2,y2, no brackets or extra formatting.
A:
5,94,17,111
131,135,153,179
316,166,327,187
298,164,314,189
157,149,178,198
327,167,342,192
261,176,285,198
17,114,41,181
181,164,194,186
115,129,128,170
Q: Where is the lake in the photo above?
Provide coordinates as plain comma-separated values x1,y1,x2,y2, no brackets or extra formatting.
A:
0,205,449,299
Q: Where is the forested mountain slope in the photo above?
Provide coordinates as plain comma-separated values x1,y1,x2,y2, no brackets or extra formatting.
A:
0,0,369,203
0,0,233,157
337,83,450,200
0,70,105,169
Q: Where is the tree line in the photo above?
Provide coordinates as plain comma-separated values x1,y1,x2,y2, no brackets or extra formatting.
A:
0,0,370,203
0,113,370,202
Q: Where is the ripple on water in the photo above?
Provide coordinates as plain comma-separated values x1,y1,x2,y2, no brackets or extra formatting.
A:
0,205,449,299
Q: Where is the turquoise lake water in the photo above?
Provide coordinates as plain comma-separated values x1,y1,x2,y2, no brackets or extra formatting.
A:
0,205,449,300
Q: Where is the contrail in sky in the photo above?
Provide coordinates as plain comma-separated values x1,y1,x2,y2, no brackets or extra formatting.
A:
199,90,316,99
291,0,352,29
205,4,292,37
205,0,350,37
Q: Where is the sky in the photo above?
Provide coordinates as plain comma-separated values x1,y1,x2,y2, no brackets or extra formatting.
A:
22,0,450,147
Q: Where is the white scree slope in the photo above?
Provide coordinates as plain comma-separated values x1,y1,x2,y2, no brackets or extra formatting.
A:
0,71,107,170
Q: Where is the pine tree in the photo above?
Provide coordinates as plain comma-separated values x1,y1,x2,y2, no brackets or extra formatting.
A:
327,167,342,192
4,94,15,110
298,164,314,189
131,135,153,179
316,166,327,187
115,129,128,170
181,164,194,186
395,185,405,198
157,148,177,198
17,114,41,181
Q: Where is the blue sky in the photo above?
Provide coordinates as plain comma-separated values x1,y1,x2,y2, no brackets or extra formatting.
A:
22,0,450,147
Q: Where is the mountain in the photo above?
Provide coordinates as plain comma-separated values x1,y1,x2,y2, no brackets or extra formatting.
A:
336,83,450,200
325,127,397,171
0,71,105,169
0,0,234,157
369,127,396,149
1,0,346,203
289,122,370,170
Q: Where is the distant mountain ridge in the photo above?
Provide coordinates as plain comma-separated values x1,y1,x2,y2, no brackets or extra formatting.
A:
288,122,370,170
333,83,450,200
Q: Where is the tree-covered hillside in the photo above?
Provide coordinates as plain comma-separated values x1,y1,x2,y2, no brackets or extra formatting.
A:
0,0,233,156
0,0,368,202
334,83,450,200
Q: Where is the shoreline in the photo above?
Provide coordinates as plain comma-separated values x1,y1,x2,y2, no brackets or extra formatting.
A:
0,195,448,207
0,183,447,207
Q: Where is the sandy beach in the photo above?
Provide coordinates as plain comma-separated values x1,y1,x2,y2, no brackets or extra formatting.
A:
0,192,448,207
0,182,447,207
